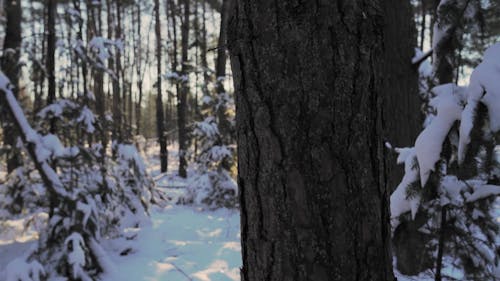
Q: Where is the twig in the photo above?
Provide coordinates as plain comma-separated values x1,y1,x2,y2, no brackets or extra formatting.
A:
412,49,433,67
170,262,193,281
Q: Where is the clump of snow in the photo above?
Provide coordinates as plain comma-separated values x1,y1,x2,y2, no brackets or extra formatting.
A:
117,144,147,177
89,37,120,65
202,95,212,105
439,176,467,206
5,258,45,281
164,72,189,82
465,184,500,203
77,200,96,227
65,232,87,280
415,84,465,186
458,42,500,163
194,117,219,140
184,170,238,209
77,106,96,133
37,99,77,119
38,134,65,161
390,148,420,228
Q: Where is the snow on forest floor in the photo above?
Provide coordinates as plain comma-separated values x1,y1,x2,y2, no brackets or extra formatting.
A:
0,143,242,281
102,205,241,281
102,142,242,281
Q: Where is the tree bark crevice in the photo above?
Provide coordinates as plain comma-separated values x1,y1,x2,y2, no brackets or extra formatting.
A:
229,1,405,280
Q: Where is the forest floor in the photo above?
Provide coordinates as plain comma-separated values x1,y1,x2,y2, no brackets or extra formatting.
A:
0,142,498,280
0,143,242,281
101,143,242,281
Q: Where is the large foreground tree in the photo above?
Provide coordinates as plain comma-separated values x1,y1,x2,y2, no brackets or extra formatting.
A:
228,1,419,280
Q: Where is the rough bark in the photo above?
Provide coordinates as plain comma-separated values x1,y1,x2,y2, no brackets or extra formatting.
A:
1,0,22,173
228,1,394,280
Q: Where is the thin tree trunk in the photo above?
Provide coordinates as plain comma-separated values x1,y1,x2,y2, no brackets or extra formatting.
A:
382,0,421,193
215,0,231,144
178,0,190,178
31,1,42,114
87,0,104,149
435,207,447,281
200,0,210,97
116,2,128,141
46,0,57,134
155,0,168,173
1,0,22,173
167,0,180,144
420,0,427,50
432,0,470,85
135,3,145,136
383,0,425,276
229,1,393,280
35,4,47,114
113,0,123,144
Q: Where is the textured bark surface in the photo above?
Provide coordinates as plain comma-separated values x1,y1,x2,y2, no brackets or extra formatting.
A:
228,1,395,280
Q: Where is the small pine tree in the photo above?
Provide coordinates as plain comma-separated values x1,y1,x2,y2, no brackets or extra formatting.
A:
391,43,500,280
179,88,237,209
0,70,158,279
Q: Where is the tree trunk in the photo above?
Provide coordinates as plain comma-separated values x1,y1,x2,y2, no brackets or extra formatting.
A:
46,0,57,134
215,0,232,144
112,0,123,144
384,1,426,276
87,0,106,151
228,1,393,281
420,0,427,50
178,0,190,178
200,0,210,97
1,0,22,173
155,0,168,173
382,0,421,193
432,0,470,85
135,3,143,136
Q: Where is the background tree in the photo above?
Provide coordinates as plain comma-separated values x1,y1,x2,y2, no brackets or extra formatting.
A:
46,0,57,134
177,0,190,178
1,0,22,173
155,0,168,172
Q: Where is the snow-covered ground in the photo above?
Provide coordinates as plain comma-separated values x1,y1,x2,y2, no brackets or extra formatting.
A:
0,206,241,281
0,143,242,281
104,142,242,281
102,205,241,281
